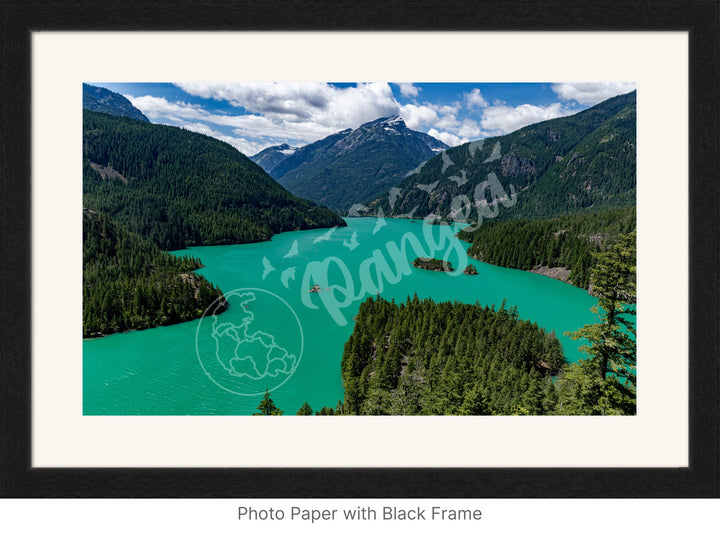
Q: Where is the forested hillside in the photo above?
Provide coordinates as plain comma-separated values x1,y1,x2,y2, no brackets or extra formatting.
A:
341,296,564,415
459,206,636,289
83,110,345,250
369,91,636,221
83,209,224,337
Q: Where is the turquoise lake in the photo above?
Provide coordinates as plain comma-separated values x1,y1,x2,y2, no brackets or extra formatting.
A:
83,217,600,415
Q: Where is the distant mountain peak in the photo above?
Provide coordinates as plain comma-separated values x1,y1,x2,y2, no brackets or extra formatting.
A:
82,83,150,123
277,144,298,156
363,115,405,129
249,143,300,173
380,116,404,126
270,116,449,210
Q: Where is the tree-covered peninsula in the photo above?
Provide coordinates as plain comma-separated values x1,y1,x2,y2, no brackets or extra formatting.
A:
83,209,224,337
341,296,564,415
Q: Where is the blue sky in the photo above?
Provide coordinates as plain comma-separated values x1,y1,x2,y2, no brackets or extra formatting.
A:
92,82,636,156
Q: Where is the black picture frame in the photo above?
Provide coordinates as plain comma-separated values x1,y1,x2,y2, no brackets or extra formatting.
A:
1,0,718,498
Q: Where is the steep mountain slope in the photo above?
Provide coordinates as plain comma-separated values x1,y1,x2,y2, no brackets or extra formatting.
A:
83,110,345,250
271,128,354,181
83,83,150,122
369,91,636,221
271,117,448,210
250,143,298,174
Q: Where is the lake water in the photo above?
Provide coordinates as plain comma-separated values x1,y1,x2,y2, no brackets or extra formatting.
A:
83,217,600,415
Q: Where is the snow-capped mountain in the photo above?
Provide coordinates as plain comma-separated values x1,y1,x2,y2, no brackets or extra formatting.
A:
249,143,299,175
269,116,448,210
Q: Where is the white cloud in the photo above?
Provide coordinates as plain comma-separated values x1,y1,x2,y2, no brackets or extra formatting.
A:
129,84,580,153
457,119,482,139
125,95,307,155
427,128,468,147
397,83,421,98
433,114,460,131
175,82,399,135
480,102,573,136
128,95,208,122
153,83,490,150
180,122,218,137
176,82,333,117
127,93,350,147
180,122,266,156
465,88,488,108
551,82,637,105
399,103,438,129
400,101,483,144
428,103,460,116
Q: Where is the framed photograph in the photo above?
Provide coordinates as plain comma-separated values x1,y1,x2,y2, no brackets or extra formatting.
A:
1,1,717,498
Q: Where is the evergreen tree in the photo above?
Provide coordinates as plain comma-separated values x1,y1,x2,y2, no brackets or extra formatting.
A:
341,296,565,415
296,402,313,415
570,231,636,382
254,389,284,415
458,206,636,290
563,231,637,415
555,360,635,415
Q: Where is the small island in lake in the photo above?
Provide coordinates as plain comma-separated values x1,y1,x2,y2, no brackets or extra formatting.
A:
463,264,478,275
413,257,454,272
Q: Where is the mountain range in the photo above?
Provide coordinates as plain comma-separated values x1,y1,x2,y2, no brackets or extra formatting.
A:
253,116,448,211
81,83,635,228
368,90,636,221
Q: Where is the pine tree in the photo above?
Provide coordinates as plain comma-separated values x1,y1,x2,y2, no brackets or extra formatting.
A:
570,231,636,382
563,231,637,415
296,401,313,415
253,389,284,415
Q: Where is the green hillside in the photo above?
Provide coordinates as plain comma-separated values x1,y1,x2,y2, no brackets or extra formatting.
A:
83,110,345,250
459,206,636,289
369,91,636,221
